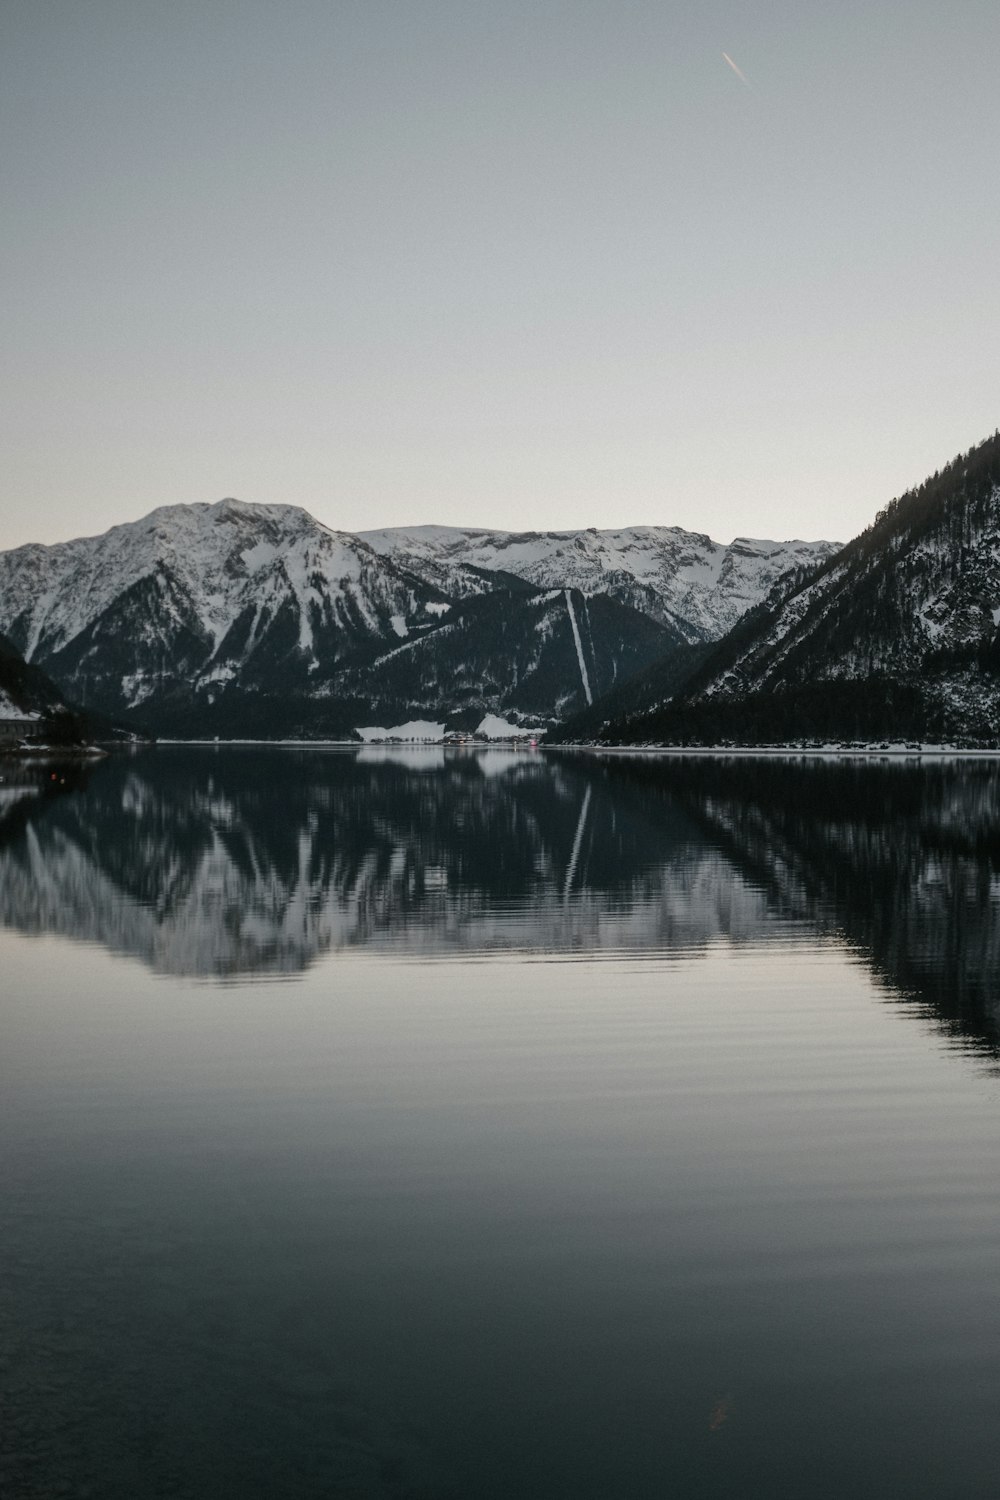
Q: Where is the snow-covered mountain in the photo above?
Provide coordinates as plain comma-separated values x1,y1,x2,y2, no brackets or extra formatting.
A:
0,500,688,733
589,431,1000,745
0,498,449,717
360,524,840,641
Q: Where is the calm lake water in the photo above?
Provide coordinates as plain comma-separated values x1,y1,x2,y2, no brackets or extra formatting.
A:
2,746,1000,1499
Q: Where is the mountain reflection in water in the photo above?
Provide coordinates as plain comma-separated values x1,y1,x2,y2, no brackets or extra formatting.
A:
0,745,997,1047
5,745,1000,1500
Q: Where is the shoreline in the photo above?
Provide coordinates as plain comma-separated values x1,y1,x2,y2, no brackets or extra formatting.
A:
549,742,1000,760
95,737,1000,760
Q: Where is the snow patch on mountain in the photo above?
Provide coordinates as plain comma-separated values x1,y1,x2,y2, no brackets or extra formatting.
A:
359,524,840,640
0,690,38,721
356,720,446,742
0,499,425,672
476,714,546,739
564,590,593,705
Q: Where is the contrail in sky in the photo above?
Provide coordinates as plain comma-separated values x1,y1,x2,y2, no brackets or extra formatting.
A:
722,52,752,89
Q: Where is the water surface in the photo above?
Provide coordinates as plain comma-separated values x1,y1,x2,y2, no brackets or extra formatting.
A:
2,747,999,1497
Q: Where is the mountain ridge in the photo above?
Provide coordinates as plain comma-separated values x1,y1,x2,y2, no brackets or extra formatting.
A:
359,522,840,641
0,502,836,737
582,431,1000,745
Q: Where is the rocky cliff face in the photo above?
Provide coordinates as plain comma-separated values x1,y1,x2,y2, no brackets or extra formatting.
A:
360,523,840,640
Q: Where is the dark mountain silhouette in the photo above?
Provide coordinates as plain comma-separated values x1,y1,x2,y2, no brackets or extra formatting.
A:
580,431,1000,745
0,632,111,747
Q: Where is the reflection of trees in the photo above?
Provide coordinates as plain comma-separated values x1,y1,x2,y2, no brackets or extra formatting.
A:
0,762,89,844
598,755,1000,1055
1,749,998,1054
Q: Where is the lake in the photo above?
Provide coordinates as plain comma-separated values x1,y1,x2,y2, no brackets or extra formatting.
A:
2,745,999,1498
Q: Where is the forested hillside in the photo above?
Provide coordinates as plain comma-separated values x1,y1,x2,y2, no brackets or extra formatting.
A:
586,431,1000,745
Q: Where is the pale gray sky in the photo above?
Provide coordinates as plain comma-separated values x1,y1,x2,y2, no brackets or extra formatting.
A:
2,0,998,550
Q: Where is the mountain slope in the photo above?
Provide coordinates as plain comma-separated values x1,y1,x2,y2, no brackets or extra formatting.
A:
548,640,714,742
0,499,453,723
593,431,1000,744
337,585,679,728
133,585,680,737
0,632,111,745
360,524,840,641
0,632,67,722
0,501,683,735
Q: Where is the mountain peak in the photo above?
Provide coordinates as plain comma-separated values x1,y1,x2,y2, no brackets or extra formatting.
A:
360,523,840,640
0,500,842,739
